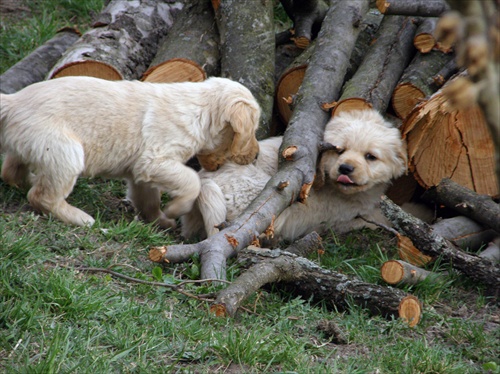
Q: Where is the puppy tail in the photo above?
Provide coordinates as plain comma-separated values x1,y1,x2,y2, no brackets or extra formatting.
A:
197,179,227,237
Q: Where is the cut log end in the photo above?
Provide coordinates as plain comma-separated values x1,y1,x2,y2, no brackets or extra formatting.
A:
413,33,436,54
376,0,390,14
398,295,422,327
392,83,425,119
49,60,122,80
276,64,307,124
142,58,206,83
292,36,310,49
380,260,406,284
331,98,373,117
149,246,168,263
210,303,228,317
397,234,433,266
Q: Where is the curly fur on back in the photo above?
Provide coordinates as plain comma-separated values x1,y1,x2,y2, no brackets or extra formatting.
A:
181,109,407,242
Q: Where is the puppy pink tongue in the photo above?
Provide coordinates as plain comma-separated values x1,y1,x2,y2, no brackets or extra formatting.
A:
337,175,354,184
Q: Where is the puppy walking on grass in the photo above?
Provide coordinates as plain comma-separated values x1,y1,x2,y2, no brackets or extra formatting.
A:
0,76,261,228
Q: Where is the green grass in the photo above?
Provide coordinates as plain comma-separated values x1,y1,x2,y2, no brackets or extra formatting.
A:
0,0,105,74
1,1,499,372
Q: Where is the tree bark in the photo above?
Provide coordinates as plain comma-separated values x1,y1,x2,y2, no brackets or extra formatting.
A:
392,50,455,119
376,0,450,17
479,238,500,263
279,0,329,49
331,15,417,116
48,0,182,80
213,246,422,327
149,1,371,280
142,0,219,83
380,195,500,293
429,58,458,87
0,28,80,94
422,178,500,233
212,0,275,139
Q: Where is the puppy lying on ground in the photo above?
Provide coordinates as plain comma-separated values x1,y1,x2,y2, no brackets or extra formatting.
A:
0,76,260,228
181,109,407,242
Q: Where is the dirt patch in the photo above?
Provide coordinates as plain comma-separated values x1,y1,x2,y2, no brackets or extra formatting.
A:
0,0,31,22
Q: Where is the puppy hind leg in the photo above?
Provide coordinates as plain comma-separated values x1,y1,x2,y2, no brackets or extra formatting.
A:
126,180,176,229
28,174,95,226
1,154,30,189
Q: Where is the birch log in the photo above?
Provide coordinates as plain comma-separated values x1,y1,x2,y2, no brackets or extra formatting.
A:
48,0,183,80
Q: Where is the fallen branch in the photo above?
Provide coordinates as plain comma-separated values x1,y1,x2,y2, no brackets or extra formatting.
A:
376,0,450,17
380,259,438,285
149,0,371,280
213,246,422,326
380,195,500,292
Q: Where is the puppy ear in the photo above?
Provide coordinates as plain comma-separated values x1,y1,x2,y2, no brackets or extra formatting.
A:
229,100,260,165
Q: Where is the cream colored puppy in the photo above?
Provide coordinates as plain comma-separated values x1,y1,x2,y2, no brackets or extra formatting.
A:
181,109,407,242
0,76,260,228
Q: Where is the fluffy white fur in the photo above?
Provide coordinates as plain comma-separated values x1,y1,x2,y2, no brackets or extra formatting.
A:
0,76,260,228
181,109,408,242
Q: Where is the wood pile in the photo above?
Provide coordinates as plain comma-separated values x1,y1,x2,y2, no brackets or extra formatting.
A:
2,0,499,321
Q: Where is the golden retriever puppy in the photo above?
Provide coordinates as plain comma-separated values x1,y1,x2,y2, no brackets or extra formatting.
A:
181,109,407,242
0,76,260,228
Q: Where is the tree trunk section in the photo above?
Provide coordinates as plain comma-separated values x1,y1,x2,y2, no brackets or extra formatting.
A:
332,15,417,116
422,178,500,233
392,50,455,119
402,79,499,197
380,195,500,294
213,247,422,327
381,259,437,285
432,216,498,250
149,1,371,280
142,0,219,83
413,17,438,53
48,0,182,81
0,28,80,94
376,0,450,17
213,0,275,139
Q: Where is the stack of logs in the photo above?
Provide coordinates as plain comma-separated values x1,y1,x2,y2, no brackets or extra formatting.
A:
1,0,499,322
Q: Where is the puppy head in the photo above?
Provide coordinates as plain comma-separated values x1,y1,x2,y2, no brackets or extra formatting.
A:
315,110,407,195
198,81,261,171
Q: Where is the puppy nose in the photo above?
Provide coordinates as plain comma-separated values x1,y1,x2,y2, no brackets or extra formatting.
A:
339,163,354,175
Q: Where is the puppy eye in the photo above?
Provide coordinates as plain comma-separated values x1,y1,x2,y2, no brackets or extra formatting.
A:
335,147,345,155
365,153,377,161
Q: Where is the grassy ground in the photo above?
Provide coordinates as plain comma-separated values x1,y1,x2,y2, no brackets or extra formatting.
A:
1,1,499,373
